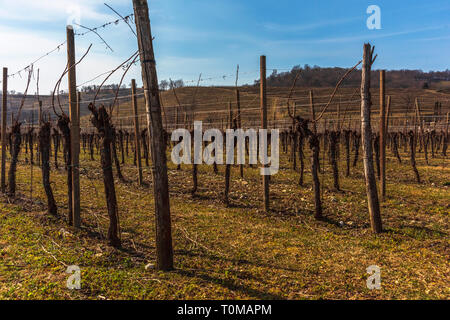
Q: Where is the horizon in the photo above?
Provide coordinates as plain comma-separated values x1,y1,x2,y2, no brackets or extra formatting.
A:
3,66,450,96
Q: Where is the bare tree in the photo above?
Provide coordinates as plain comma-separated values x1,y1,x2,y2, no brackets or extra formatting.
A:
39,121,57,216
89,104,121,247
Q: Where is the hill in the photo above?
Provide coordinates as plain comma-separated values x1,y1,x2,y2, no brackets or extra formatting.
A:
262,66,450,89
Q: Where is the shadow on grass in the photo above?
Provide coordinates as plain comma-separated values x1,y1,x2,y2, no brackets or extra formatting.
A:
176,249,303,275
385,225,447,240
173,268,285,300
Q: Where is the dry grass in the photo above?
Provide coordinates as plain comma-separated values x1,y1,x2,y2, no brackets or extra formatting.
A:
0,140,448,300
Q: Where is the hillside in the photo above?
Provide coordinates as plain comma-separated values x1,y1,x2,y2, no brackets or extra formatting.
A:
1,79,449,133
263,66,450,89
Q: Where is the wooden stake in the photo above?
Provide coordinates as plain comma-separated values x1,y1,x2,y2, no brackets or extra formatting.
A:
67,26,81,228
260,55,269,212
37,100,42,165
175,106,179,130
236,88,243,178
132,79,143,186
415,98,425,150
361,43,382,234
385,96,391,132
446,112,449,138
1,67,7,193
30,110,34,201
224,102,232,206
336,99,341,131
310,90,317,135
379,70,386,200
133,0,173,271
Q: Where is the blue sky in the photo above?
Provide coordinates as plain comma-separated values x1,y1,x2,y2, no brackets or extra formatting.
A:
0,0,449,92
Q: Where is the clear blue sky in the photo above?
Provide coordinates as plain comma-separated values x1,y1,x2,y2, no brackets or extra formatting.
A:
0,0,449,92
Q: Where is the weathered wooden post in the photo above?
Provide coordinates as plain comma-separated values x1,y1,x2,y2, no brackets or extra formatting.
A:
67,25,81,228
379,70,386,200
336,100,341,131
444,112,449,157
310,90,317,135
361,43,382,234
30,110,34,201
38,101,42,124
224,102,233,206
175,106,179,130
236,88,243,178
131,79,143,186
1,67,7,193
37,100,42,165
415,98,425,150
133,0,173,271
385,96,391,133
260,55,269,212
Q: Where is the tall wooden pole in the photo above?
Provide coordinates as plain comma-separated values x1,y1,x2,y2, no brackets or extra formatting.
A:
310,90,317,134
415,98,424,149
379,70,386,200
224,102,233,206
133,0,173,271
131,79,143,186
385,95,391,132
361,43,382,234
336,100,341,131
30,110,34,201
1,67,7,193
236,88,243,178
260,55,269,212
37,100,42,165
67,26,81,228
38,101,42,124
446,112,449,140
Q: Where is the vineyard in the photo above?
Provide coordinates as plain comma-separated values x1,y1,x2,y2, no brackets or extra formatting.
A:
0,0,449,301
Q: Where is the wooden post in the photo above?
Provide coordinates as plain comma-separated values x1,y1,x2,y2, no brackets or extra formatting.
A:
67,26,81,228
1,67,7,193
336,100,341,131
260,55,269,212
175,106,179,130
38,101,42,124
133,0,173,271
379,70,386,200
310,90,317,135
224,102,232,206
446,112,449,139
361,43,382,234
132,79,143,186
415,98,424,149
37,100,42,165
236,88,243,178
385,95,391,133
30,110,34,201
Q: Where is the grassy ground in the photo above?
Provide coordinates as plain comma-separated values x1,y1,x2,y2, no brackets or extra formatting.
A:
0,144,448,300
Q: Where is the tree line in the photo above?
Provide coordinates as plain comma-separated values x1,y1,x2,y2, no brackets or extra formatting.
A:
258,65,450,89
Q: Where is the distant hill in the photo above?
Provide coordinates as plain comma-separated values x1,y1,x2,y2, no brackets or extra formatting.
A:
1,66,449,130
259,65,450,89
